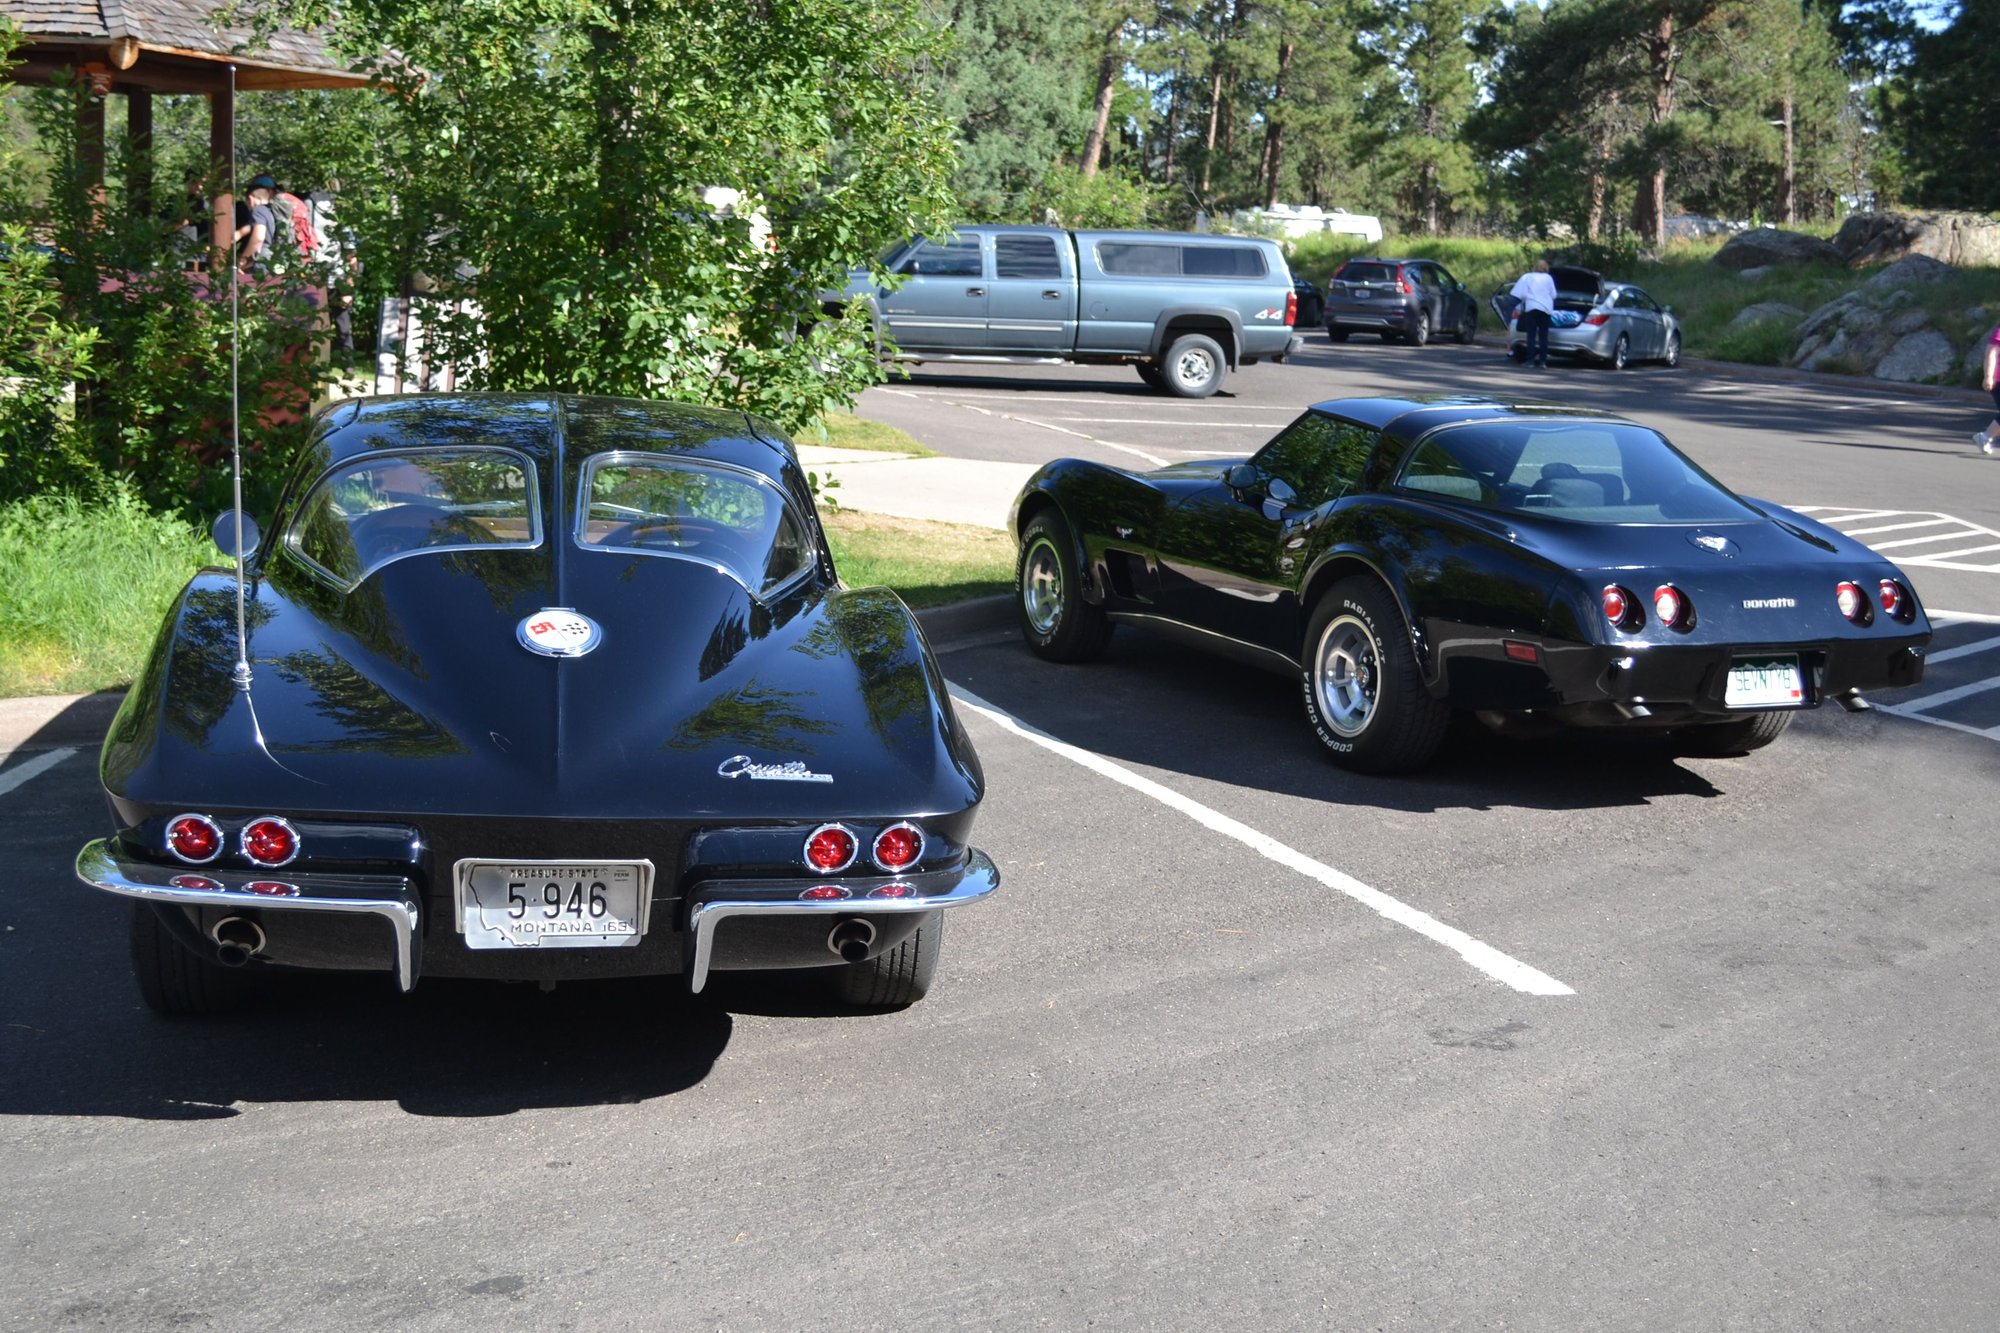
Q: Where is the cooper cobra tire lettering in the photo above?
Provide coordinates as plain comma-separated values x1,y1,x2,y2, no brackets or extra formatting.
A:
1302,577,1450,775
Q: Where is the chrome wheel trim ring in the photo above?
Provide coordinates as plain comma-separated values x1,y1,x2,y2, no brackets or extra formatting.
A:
1314,613,1380,737
1021,537,1064,635
1612,335,1628,369
1173,346,1216,388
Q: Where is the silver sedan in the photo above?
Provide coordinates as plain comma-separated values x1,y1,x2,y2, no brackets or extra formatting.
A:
1491,271,1683,370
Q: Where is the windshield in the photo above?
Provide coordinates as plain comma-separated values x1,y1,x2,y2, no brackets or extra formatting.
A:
288,447,540,590
1394,420,1760,524
1337,262,1396,284
576,453,814,598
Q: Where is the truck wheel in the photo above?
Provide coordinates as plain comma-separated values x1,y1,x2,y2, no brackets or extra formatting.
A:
1301,579,1449,774
130,904,252,1017
831,913,941,1009
1326,326,1349,343
1017,510,1113,661
1161,333,1226,398
1673,711,1793,756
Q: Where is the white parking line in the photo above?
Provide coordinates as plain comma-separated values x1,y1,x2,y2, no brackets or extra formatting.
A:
1046,417,1281,428
1842,518,1955,537
0,747,76,797
950,686,1574,997
1923,634,2000,665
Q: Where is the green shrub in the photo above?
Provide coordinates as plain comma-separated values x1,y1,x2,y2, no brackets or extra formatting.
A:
1707,316,1796,366
0,486,215,696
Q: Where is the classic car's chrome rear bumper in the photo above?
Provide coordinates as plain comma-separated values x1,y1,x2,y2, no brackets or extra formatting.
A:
685,849,1001,993
77,840,1000,996
75,839,421,990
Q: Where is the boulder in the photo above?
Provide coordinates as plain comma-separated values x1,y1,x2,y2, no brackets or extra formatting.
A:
1865,254,1955,287
1832,211,2000,268
1727,302,1804,331
1714,227,1842,270
1874,329,1958,383
1794,290,1871,342
1886,307,1932,337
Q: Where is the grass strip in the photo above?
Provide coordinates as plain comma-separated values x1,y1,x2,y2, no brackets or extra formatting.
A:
824,510,1014,609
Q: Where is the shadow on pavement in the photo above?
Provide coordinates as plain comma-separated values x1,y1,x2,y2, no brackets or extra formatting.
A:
942,630,1742,815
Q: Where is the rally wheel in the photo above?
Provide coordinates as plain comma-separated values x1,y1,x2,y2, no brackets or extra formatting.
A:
1301,579,1449,774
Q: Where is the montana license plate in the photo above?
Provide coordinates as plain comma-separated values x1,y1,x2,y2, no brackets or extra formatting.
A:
1724,654,1805,709
455,859,652,949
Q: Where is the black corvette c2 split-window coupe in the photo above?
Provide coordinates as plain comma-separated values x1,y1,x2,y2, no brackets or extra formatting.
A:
75,394,997,1016
1010,395,1932,773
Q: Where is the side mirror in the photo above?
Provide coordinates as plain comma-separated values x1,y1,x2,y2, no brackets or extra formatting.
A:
211,511,262,559
1265,476,1299,509
1225,463,1261,495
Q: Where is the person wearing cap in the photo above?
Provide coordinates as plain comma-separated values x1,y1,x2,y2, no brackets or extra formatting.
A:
235,174,279,273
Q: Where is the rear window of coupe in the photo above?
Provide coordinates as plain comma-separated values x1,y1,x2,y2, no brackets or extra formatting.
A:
288,447,540,590
1394,420,1760,524
577,454,814,597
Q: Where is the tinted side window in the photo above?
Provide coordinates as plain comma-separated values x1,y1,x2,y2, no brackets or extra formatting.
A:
898,235,983,278
1182,245,1267,277
1251,413,1380,509
1097,243,1180,276
995,235,1062,279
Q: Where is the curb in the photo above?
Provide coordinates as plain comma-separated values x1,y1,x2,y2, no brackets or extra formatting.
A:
1,595,1022,757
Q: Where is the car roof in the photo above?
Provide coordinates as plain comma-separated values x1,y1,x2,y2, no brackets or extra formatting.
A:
307,393,793,477
1305,394,1639,437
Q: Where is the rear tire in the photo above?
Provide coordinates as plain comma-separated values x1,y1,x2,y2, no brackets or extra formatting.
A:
831,913,941,1009
1017,510,1113,662
1454,310,1477,344
1609,333,1630,370
1162,333,1226,398
1673,711,1794,756
130,904,252,1017
1663,333,1682,368
1327,326,1350,343
1301,579,1449,774
1405,310,1431,346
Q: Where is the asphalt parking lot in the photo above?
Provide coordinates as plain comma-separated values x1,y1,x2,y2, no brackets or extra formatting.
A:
5,339,1999,1330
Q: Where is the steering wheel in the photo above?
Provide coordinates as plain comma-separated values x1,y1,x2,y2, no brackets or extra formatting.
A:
602,517,726,550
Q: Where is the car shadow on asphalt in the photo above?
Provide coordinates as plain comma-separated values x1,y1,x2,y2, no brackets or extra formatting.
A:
944,632,1736,814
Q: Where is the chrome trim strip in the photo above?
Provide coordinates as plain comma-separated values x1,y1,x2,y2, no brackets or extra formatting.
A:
1104,611,1300,672
686,848,999,993
75,840,420,992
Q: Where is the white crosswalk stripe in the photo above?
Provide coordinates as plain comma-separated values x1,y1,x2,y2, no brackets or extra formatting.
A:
1791,507,2000,572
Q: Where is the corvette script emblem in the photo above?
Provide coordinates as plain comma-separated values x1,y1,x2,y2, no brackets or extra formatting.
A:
717,755,833,783
516,608,602,658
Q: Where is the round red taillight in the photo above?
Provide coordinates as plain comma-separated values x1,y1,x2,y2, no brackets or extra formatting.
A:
1836,581,1869,623
166,814,222,864
241,816,299,867
804,824,857,873
799,884,850,901
872,822,924,872
1653,584,1685,628
1602,585,1633,628
1877,579,1903,618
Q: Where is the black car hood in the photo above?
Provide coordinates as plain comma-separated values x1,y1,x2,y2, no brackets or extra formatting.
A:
104,552,979,822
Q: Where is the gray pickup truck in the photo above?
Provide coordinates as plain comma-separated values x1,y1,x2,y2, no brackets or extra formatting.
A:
831,226,1303,398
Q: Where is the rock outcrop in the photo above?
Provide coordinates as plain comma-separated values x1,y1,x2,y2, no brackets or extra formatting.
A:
1831,211,2000,268
1714,227,1842,270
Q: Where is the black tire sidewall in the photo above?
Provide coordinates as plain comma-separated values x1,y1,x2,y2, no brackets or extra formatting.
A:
1164,333,1225,397
1301,580,1448,773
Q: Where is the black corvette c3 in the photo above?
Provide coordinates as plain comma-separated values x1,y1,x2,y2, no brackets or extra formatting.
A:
1009,395,1931,773
76,394,997,1015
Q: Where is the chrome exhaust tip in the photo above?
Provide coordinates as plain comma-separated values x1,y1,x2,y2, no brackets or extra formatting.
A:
826,917,877,963
211,916,266,967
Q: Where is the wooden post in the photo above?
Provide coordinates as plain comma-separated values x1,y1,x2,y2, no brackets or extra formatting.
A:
128,89,154,218
209,83,236,263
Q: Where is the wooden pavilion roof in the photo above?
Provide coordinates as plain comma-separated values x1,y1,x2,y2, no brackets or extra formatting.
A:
4,1,371,92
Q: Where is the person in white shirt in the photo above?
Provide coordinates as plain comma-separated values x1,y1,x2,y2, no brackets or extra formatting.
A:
1510,259,1558,368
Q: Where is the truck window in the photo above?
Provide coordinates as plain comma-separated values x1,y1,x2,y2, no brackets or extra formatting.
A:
1183,246,1267,278
1096,243,1180,276
995,235,1063,279
899,235,983,278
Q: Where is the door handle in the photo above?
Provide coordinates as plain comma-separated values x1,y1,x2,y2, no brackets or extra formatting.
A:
1042,290,1062,299
966,287,985,297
